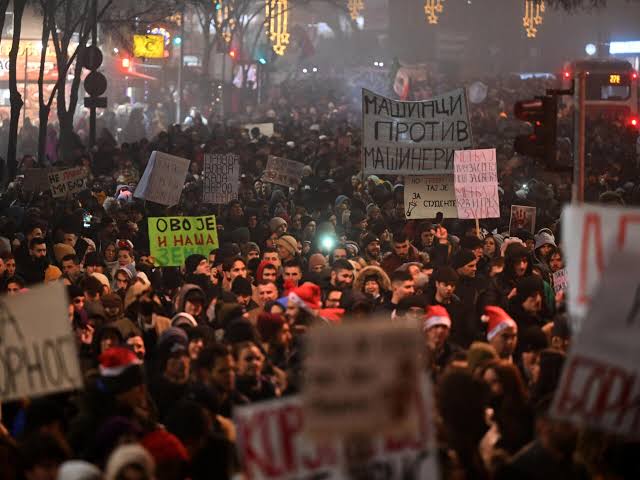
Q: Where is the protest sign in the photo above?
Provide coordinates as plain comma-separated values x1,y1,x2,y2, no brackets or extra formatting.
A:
134,151,190,206
262,155,305,187
453,148,500,219
361,88,472,175
0,282,83,402
562,204,640,325
552,268,568,295
404,175,457,219
551,253,640,438
48,167,87,198
303,320,422,438
509,205,537,236
203,153,240,204
23,168,52,193
235,378,438,480
242,122,274,137
148,215,219,267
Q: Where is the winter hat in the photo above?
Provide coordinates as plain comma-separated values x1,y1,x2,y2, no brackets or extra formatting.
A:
140,429,189,465
157,327,189,355
269,217,288,233
459,236,483,250
57,460,102,480
277,235,298,257
91,272,110,290
67,284,84,300
431,266,459,284
102,293,123,311
98,347,144,395
423,305,452,331
483,306,518,341
231,276,253,297
171,312,198,329
534,231,556,250
123,281,151,311
105,444,155,480
243,241,261,256
184,254,207,274
334,195,350,210
308,253,327,271
288,282,322,311
44,265,63,282
451,249,476,270
257,312,287,343
54,243,76,264
466,341,498,372
360,233,380,249
503,241,529,261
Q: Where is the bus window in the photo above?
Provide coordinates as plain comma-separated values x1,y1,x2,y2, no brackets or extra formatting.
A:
585,73,631,101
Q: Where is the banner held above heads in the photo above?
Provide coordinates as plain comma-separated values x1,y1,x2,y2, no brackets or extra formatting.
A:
203,153,240,204
454,148,500,219
0,282,83,402
404,175,457,219
148,215,219,267
262,155,305,188
134,151,190,206
509,205,537,236
362,88,472,176
242,122,275,138
551,253,640,438
48,167,87,198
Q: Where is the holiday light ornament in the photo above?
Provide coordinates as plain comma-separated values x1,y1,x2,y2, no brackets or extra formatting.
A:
266,0,290,56
523,0,545,38
347,0,364,20
215,1,235,43
424,0,444,25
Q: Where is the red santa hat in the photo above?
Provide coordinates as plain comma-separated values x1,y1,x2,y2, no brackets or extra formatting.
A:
98,347,144,394
288,282,322,312
482,306,518,341
423,305,452,331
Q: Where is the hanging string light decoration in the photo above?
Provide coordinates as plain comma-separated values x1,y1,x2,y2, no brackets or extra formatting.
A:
523,0,545,38
215,1,235,43
265,0,290,56
347,0,364,20
424,0,444,24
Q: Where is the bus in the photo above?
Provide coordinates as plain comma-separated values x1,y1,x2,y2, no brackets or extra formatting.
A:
561,58,638,127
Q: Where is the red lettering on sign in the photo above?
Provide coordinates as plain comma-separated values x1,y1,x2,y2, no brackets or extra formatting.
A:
193,234,204,245
278,405,302,472
183,236,193,246
157,236,167,248
239,411,282,477
206,234,217,246
173,236,184,247
579,214,605,305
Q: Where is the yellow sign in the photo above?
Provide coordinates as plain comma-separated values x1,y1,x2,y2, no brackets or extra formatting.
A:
609,74,621,85
133,34,164,59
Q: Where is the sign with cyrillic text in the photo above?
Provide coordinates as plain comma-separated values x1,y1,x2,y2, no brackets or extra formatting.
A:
0,282,83,402
562,204,640,325
362,88,472,175
454,148,500,219
148,215,219,267
303,320,422,438
48,167,87,198
235,379,438,480
552,268,568,295
242,122,274,137
551,253,640,438
134,151,190,206
203,153,240,204
509,205,537,236
404,175,457,219
262,155,305,187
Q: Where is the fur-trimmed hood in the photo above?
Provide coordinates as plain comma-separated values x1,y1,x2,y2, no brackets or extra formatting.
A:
354,265,392,292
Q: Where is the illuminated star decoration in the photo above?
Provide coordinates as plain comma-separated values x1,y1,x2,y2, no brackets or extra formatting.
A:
424,0,444,25
266,0,290,56
523,0,545,38
347,0,364,21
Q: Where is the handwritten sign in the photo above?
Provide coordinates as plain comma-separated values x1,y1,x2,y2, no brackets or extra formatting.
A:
453,148,499,219
235,379,438,480
242,122,274,137
148,215,219,267
562,204,640,326
203,153,240,204
0,282,83,402
262,155,305,188
303,320,422,438
509,205,537,236
552,268,568,295
362,88,472,175
48,167,87,198
551,253,640,438
404,175,457,219
134,151,190,206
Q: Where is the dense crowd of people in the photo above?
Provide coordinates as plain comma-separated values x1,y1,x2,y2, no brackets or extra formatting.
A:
0,73,639,480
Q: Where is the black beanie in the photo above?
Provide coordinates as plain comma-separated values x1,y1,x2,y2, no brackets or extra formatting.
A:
231,276,253,297
184,254,207,274
451,249,476,270
515,275,544,301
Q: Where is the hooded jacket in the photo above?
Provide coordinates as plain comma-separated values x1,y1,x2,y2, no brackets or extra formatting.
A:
353,265,392,295
480,242,533,311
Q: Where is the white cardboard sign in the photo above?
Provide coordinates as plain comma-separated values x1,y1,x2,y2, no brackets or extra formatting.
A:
404,175,457,219
48,167,87,198
454,148,500,219
202,153,240,204
0,282,83,402
262,155,305,188
134,151,190,206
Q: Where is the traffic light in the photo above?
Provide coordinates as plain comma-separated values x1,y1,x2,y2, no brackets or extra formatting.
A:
514,95,558,167
121,57,131,70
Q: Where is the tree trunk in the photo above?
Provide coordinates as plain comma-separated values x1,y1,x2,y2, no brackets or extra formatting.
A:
38,3,53,164
7,0,27,180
